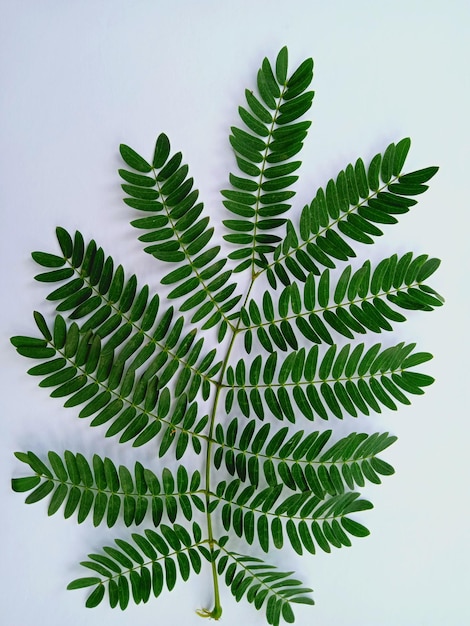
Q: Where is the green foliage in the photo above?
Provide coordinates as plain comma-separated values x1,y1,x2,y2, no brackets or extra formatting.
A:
11,47,442,625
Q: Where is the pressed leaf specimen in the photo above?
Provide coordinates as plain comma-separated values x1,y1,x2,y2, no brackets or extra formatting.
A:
11,47,443,625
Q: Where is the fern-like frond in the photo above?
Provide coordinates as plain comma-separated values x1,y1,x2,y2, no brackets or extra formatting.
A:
31,227,221,398
224,341,434,422
11,229,226,452
120,135,241,335
9,46,443,623
12,451,205,526
213,421,396,490
240,252,443,352
67,522,205,608
263,140,439,287
223,47,314,275
215,478,371,555
216,550,314,626
11,313,211,454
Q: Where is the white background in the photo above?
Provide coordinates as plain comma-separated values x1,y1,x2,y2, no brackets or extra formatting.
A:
1,2,469,625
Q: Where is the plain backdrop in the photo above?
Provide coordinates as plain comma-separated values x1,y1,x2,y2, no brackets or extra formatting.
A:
1,2,469,625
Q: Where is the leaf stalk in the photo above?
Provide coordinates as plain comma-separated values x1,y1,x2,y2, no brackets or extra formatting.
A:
202,276,256,618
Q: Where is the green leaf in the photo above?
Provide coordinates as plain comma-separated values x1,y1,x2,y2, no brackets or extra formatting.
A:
275,46,288,84
341,517,370,538
12,476,41,492
56,227,73,257
68,577,102,590
35,268,74,283
120,145,152,173
10,47,442,624
25,480,54,504
416,257,441,282
317,270,330,308
32,251,65,268
153,133,171,168
392,137,411,175
399,165,438,184
380,143,395,184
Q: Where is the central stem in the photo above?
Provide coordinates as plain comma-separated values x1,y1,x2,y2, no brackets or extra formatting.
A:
202,277,256,619
200,75,287,621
